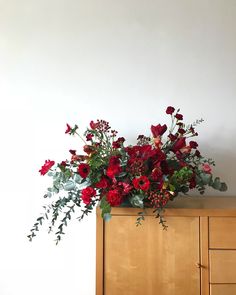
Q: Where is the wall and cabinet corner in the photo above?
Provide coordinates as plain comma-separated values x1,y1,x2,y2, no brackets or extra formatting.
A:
96,197,236,295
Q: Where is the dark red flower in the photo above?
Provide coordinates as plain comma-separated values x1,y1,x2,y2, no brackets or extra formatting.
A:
172,137,186,152
95,177,109,189
69,149,76,155
195,150,201,157
168,134,177,141
106,189,122,206
133,176,150,191
151,124,167,137
178,128,185,135
60,161,67,167
83,145,94,154
86,133,93,141
77,163,90,178
90,120,98,130
166,106,175,115
189,141,198,149
65,123,72,134
81,187,96,205
39,160,55,175
175,113,183,120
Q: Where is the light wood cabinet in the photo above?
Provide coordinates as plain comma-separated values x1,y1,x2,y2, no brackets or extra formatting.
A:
96,197,236,295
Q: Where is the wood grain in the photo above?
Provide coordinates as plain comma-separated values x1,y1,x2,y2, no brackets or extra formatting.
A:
209,217,236,249
210,284,236,295
96,209,104,295
210,250,236,283
200,217,210,295
104,216,200,295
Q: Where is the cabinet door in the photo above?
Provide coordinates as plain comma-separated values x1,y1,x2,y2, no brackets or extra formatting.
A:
104,215,200,295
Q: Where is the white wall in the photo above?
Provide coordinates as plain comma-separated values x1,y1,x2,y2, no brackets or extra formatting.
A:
1,0,236,294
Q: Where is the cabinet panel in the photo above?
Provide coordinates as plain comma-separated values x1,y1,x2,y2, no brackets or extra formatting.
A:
210,250,236,283
104,216,200,295
210,284,236,295
209,217,236,249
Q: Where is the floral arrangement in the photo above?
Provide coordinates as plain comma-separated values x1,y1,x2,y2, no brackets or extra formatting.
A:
28,106,227,243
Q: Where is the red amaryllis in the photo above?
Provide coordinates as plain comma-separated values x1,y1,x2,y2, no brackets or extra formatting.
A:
151,124,167,138
39,160,55,175
65,123,72,134
133,176,150,191
78,163,90,178
86,133,93,141
106,189,122,206
81,187,96,205
166,106,175,115
172,137,186,153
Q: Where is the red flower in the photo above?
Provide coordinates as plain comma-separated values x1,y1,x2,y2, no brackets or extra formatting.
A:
151,124,167,137
90,120,98,130
189,141,198,149
106,165,122,178
83,145,94,155
39,160,55,175
106,189,122,206
175,113,183,120
77,163,90,178
166,106,175,115
172,137,186,153
133,176,150,191
95,177,109,189
81,187,96,205
65,123,72,134
168,134,177,141
69,149,76,155
202,163,212,174
86,133,93,141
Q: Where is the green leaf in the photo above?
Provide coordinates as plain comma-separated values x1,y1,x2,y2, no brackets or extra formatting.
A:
100,197,111,219
220,182,228,192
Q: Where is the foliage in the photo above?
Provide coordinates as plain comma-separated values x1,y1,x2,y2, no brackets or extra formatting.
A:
28,107,227,243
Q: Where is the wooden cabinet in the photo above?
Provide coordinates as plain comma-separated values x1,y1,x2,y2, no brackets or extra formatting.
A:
96,198,236,295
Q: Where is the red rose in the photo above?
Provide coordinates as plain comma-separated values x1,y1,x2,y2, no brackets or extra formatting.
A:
95,177,109,189
189,141,198,149
65,123,72,134
166,106,175,115
151,124,167,137
172,137,186,152
175,113,183,120
77,163,90,178
133,176,150,191
39,160,55,175
81,187,96,205
106,189,122,206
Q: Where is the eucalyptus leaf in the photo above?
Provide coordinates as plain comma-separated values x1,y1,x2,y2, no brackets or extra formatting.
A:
129,195,144,208
64,181,75,191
